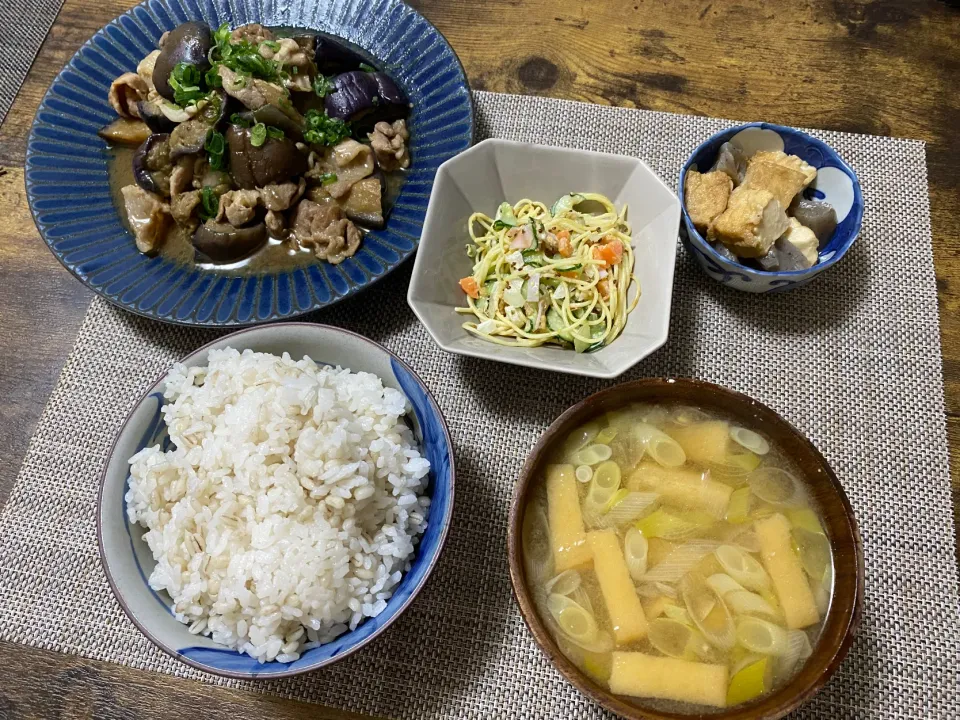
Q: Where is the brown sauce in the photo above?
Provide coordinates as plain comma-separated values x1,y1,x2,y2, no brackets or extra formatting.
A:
107,138,406,275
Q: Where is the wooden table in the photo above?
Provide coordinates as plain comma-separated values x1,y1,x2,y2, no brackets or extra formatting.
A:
0,0,957,716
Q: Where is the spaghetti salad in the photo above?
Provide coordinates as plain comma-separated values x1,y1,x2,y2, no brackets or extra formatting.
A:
457,193,639,352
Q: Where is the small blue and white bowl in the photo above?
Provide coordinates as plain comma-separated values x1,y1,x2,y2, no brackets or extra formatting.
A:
97,324,454,679
679,122,863,293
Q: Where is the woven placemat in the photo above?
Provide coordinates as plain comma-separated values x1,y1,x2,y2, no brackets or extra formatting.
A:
1,91,958,719
0,0,64,123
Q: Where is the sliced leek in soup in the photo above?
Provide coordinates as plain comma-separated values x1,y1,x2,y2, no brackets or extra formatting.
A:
523,403,833,712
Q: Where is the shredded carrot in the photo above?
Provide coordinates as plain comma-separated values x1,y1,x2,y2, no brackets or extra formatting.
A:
556,230,573,258
459,276,480,298
560,270,579,279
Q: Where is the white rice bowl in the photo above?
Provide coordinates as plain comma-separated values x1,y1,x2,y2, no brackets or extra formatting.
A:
126,347,431,663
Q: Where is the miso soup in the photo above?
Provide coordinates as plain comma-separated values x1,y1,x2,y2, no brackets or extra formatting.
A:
522,403,833,712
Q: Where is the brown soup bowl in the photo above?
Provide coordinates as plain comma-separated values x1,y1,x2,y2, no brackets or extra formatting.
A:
507,378,864,720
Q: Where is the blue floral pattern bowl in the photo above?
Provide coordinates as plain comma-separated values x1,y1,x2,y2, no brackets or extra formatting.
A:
26,0,474,326
679,123,863,293
97,323,455,678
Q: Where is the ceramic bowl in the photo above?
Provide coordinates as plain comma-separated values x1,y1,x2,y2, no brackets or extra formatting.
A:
97,323,455,679
26,0,473,326
508,378,864,720
407,138,681,379
679,123,863,293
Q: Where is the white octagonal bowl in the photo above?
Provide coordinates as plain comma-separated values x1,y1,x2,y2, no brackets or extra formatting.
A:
407,139,681,379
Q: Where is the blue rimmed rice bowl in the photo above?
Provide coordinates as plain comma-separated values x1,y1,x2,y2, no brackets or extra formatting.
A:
97,323,455,678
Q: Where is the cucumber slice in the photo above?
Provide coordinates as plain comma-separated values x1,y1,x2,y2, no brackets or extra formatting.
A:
551,193,585,216
546,307,575,342
574,322,606,353
528,218,540,250
546,307,564,332
522,249,544,267
493,202,517,230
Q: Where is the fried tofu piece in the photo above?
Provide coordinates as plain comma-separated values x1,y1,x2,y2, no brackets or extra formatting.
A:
708,187,789,258
684,170,733,232
780,217,819,267
741,161,808,211
750,151,817,186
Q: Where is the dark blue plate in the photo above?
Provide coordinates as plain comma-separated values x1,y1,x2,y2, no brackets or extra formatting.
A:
26,0,474,326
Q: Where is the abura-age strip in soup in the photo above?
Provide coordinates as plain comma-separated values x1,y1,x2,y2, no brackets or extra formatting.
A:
522,404,833,711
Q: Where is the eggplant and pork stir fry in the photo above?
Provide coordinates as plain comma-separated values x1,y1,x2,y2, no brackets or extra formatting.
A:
100,21,411,265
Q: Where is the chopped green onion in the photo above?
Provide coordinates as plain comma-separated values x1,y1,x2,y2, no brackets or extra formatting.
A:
250,122,267,147
302,109,351,146
168,62,206,107
204,66,222,88
199,187,220,221
213,23,232,49
230,112,252,128
210,22,284,83
265,125,284,140
313,74,334,97
319,172,338,186
359,62,376,72
204,129,226,170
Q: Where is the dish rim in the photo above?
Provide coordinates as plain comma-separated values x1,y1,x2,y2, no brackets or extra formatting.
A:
96,322,456,679
26,0,475,328
507,377,865,720
406,137,680,379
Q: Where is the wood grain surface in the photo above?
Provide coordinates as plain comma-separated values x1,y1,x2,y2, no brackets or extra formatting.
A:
0,0,957,717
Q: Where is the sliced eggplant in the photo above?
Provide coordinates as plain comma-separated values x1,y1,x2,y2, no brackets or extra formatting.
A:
154,22,213,102
313,36,371,75
251,105,305,143
137,101,177,133
226,125,308,189
132,133,172,197
324,71,408,125
192,220,267,262
169,119,210,159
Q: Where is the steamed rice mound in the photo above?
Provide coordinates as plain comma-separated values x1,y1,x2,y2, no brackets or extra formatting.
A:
126,347,431,663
